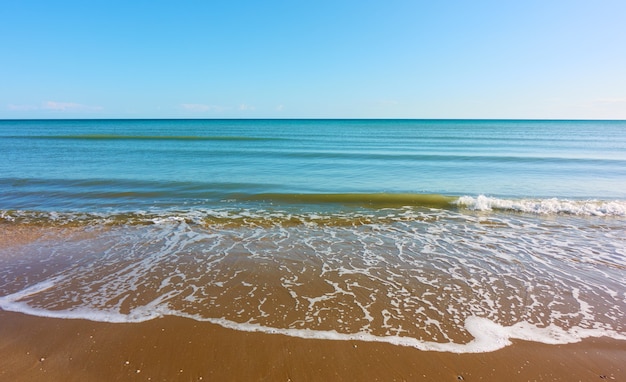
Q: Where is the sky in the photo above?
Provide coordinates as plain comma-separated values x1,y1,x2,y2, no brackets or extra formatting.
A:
2,1,626,119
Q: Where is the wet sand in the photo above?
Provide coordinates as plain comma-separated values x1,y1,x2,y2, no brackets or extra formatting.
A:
1,223,625,381
0,310,624,381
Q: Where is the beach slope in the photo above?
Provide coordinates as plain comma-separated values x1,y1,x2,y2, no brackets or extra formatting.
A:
0,311,624,381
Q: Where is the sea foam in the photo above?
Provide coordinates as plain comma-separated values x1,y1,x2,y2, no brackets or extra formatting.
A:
1,286,622,354
2,197,625,354
456,195,626,216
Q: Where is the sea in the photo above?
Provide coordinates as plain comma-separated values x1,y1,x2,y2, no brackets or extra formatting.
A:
1,119,625,353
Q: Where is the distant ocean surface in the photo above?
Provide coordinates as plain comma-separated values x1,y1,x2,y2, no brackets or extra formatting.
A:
1,119,625,353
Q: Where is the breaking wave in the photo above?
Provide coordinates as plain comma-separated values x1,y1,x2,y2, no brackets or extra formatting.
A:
456,195,626,216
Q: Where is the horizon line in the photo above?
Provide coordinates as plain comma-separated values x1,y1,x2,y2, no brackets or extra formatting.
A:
2,117,625,122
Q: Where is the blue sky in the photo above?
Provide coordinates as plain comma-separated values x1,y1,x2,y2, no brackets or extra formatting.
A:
2,1,625,119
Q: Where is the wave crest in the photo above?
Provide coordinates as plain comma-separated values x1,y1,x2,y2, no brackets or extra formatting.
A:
456,195,626,216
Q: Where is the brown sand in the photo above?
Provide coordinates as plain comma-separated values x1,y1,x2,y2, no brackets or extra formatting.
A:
1,225,624,381
0,310,623,381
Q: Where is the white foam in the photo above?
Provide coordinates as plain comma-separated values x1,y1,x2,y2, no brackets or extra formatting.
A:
2,291,623,353
2,203,625,354
0,290,169,323
456,195,626,216
0,279,58,300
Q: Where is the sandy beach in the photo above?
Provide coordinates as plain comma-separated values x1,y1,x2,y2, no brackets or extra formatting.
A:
1,221,625,381
2,119,626,381
0,310,623,381
3,0,626,376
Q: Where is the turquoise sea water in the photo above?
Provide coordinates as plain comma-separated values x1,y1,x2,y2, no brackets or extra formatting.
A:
1,119,625,352
1,119,626,212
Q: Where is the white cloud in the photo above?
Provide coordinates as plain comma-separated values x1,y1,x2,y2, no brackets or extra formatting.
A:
42,101,103,112
181,103,225,112
181,103,210,111
276,104,285,111
239,103,255,111
7,104,38,111
43,101,80,110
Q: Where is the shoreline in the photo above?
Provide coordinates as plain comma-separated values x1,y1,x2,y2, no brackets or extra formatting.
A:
0,310,623,381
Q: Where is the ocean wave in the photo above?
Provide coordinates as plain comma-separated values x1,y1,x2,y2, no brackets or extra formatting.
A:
242,192,456,208
2,194,626,227
2,200,625,354
9,134,285,141
456,195,626,216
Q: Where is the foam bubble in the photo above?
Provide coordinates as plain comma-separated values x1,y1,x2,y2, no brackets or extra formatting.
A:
456,195,626,216
1,204,625,353
1,291,622,354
